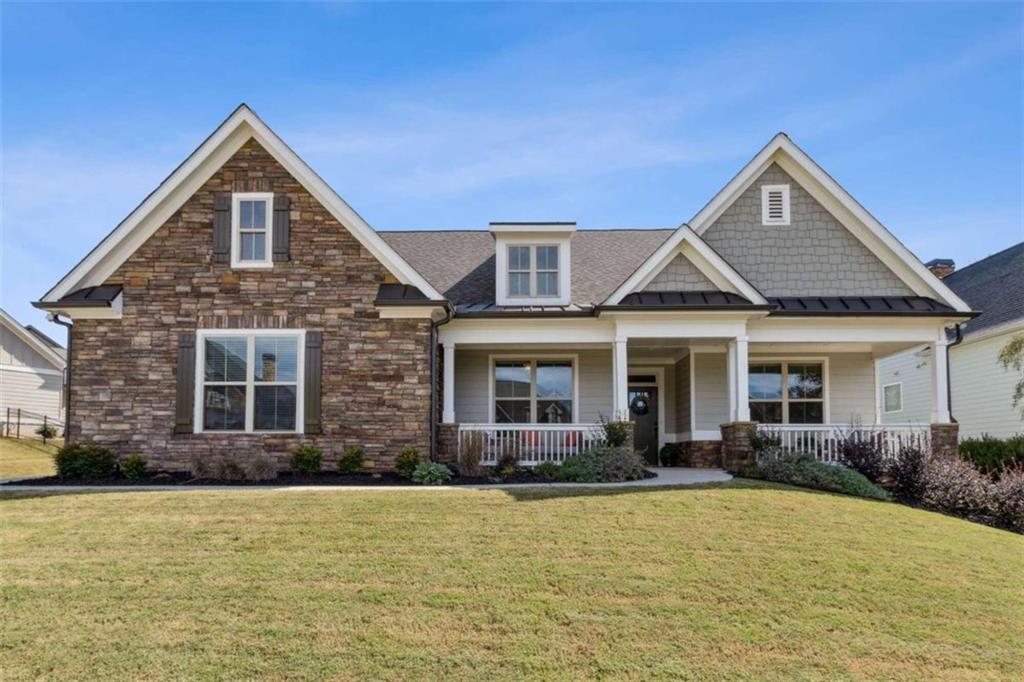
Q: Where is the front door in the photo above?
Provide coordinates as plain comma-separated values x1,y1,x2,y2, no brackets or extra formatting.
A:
628,386,659,464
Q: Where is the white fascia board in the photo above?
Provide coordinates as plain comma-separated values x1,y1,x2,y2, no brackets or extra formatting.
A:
614,317,749,340
749,317,946,344
0,309,66,370
438,317,615,345
377,305,448,321
489,223,577,234
602,225,767,305
41,105,442,303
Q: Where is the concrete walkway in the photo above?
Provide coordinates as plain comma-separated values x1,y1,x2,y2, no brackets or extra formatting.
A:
0,467,731,492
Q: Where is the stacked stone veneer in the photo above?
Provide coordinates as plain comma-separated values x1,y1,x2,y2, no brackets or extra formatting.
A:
70,139,432,473
702,163,914,297
643,253,717,292
679,440,723,468
720,422,758,473
930,423,959,459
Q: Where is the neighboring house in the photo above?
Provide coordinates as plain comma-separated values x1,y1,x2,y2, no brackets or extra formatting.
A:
0,308,66,434
33,105,974,471
879,243,1024,439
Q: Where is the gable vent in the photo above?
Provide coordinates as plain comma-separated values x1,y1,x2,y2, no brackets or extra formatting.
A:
761,184,791,225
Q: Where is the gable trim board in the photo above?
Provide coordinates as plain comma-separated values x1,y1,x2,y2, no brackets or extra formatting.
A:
38,104,444,306
0,309,66,371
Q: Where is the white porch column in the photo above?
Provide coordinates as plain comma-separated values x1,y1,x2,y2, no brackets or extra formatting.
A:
931,335,951,423
735,336,750,421
726,340,737,420
613,339,629,420
442,342,456,423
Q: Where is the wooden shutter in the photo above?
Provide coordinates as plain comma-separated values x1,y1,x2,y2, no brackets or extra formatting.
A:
213,194,231,263
174,332,196,434
272,195,291,262
304,331,322,434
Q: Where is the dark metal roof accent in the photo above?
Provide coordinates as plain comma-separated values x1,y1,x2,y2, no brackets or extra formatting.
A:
33,285,123,309
767,295,967,317
453,302,594,318
610,291,769,311
373,283,446,306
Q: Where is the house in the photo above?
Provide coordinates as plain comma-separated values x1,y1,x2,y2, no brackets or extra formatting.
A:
0,308,66,436
33,105,974,472
878,243,1024,439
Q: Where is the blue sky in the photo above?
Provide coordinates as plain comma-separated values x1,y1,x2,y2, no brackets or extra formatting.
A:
2,2,1022,332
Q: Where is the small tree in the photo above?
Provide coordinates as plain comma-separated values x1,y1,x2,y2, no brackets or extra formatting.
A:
36,423,57,445
997,334,1024,421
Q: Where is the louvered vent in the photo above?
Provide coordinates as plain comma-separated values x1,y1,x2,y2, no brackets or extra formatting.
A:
761,184,791,225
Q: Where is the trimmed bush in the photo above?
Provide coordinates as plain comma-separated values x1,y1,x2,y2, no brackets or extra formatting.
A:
245,456,278,482
991,463,1024,531
742,456,889,500
959,434,1024,476
921,456,992,518
600,418,631,447
749,431,782,461
889,445,929,503
54,444,119,480
658,443,681,467
838,433,887,484
120,454,148,481
290,445,322,476
395,446,420,478
411,461,452,485
533,461,561,481
338,446,365,475
35,423,57,444
560,446,646,483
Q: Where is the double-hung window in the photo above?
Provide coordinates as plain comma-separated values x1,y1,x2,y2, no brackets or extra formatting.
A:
507,245,559,298
198,330,303,433
493,359,574,423
748,361,824,424
232,192,273,268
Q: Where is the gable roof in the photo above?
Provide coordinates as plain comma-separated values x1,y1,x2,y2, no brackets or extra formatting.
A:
0,308,66,370
943,242,1024,338
40,104,443,304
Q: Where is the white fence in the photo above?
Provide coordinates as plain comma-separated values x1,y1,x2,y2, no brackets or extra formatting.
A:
756,424,930,463
458,423,606,466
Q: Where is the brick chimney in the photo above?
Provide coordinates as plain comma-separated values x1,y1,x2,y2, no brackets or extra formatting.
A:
925,258,955,279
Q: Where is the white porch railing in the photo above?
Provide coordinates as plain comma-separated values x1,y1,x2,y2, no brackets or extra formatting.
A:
458,423,605,466
756,424,930,463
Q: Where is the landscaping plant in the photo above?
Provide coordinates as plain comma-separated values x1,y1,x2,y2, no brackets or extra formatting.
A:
958,434,1024,476
888,444,929,503
533,461,562,481
411,461,452,485
991,463,1024,531
120,454,148,481
742,456,889,501
837,432,887,483
290,444,322,476
244,456,278,482
35,423,57,445
394,446,420,478
658,443,681,467
600,417,631,447
560,446,646,483
53,444,119,480
495,450,518,477
748,431,782,461
921,456,993,518
458,431,485,477
338,446,365,475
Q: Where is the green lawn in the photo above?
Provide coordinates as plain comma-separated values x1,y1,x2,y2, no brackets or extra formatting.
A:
0,438,57,479
1,481,1021,680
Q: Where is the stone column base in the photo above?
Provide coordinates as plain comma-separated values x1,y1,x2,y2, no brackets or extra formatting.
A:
720,421,759,473
679,441,723,468
930,423,959,459
436,423,459,466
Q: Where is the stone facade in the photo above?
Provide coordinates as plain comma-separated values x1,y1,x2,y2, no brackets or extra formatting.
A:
720,421,758,472
702,163,914,297
643,253,717,292
436,423,459,467
930,422,959,459
679,440,722,468
70,139,432,473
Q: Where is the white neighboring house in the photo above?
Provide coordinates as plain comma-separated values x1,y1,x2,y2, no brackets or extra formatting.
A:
878,243,1024,439
0,308,66,435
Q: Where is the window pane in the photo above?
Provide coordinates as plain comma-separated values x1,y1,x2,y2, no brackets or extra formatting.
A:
536,362,572,398
536,245,558,270
536,272,558,297
751,401,783,424
240,201,254,229
255,337,298,382
203,385,246,431
495,362,530,397
538,400,572,423
789,402,824,424
241,233,266,261
252,200,266,229
204,337,247,382
508,246,530,271
749,364,783,400
788,364,823,399
254,386,297,431
510,272,532,297
495,400,530,423
884,384,902,412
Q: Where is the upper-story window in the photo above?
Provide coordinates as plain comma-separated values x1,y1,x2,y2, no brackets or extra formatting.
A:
508,245,559,298
232,192,274,268
761,184,791,226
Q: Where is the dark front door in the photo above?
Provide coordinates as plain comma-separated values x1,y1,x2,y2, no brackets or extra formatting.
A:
628,387,658,464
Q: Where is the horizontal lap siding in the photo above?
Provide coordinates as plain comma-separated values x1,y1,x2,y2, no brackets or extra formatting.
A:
826,353,877,424
694,353,728,431
675,357,691,433
878,347,933,425
950,330,1024,439
0,369,63,423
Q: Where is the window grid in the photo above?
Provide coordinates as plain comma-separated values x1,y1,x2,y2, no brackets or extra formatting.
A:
506,244,559,298
748,361,824,424
232,193,274,268
493,359,574,424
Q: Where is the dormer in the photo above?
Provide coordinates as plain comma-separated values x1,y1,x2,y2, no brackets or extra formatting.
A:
490,222,576,306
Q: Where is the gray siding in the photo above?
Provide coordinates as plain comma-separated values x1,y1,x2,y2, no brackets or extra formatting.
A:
822,353,876,424
702,163,913,297
693,352,728,431
877,347,933,425
643,253,717,292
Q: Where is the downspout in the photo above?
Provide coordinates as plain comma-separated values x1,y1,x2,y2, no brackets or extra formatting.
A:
429,305,453,460
48,313,73,439
946,323,963,423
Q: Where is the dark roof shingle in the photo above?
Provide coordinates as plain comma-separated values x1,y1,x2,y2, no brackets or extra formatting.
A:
942,242,1024,337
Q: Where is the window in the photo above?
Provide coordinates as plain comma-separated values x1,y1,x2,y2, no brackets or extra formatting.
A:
493,358,574,423
761,184,791,225
883,383,903,413
198,330,303,433
507,245,559,298
232,192,273,267
749,361,824,424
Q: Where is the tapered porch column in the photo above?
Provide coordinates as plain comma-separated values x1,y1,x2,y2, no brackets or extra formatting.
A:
613,338,629,420
931,335,951,424
442,342,456,423
727,336,750,422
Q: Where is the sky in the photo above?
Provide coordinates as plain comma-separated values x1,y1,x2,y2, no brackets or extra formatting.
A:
2,2,1022,334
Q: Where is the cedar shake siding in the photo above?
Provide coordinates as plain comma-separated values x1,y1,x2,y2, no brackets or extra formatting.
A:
69,139,432,472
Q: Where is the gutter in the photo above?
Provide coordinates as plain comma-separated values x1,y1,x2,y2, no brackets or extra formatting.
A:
946,323,963,423
428,303,454,461
47,313,73,439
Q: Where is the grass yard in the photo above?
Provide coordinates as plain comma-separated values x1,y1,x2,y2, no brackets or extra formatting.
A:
0,438,57,479
2,481,1021,680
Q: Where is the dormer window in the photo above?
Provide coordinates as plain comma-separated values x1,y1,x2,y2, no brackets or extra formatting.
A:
232,192,274,268
508,245,559,298
490,222,575,306
761,184,791,226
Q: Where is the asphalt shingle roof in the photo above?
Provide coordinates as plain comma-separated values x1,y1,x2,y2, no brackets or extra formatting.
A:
943,242,1024,338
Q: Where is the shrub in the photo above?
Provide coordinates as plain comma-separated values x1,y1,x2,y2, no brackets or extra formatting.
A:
338,446,365,475
742,456,889,500
214,461,246,481
244,456,278,482
395,446,421,478
54,444,119,480
495,450,518,477
921,456,993,518
600,418,631,447
533,461,562,481
189,454,215,479
749,431,782,461
290,444,322,476
991,463,1024,531
411,461,452,485
35,423,57,444
838,432,887,484
560,446,646,483
120,454,148,480
459,431,484,477
658,443,681,467
889,445,930,503
959,434,1024,476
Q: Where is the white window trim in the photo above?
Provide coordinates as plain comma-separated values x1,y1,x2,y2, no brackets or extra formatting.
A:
494,235,572,306
506,244,561,300
882,381,903,414
748,357,830,424
231,192,274,269
761,184,791,226
488,354,579,423
194,328,305,434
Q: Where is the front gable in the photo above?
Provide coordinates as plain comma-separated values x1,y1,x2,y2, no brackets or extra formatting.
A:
642,252,718,292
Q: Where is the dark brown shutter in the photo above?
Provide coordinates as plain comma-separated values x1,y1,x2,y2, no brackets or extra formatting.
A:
304,331,322,434
174,332,196,434
272,195,291,262
213,194,231,263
